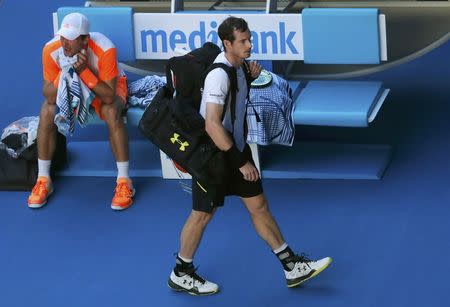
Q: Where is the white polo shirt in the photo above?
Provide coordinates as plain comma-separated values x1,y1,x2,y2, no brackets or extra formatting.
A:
199,52,248,151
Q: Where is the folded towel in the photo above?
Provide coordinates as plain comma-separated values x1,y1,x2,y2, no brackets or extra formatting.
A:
128,75,166,108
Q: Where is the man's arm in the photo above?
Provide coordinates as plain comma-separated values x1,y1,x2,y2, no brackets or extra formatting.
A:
42,44,61,104
73,49,117,105
204,103,233,151
205,103,260,182
90,76,117,105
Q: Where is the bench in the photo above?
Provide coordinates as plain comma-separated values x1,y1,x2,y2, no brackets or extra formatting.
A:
55,6,391,179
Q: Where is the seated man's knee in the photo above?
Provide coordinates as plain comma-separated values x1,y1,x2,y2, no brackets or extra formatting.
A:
40,100,56,123
101,97,124,125
42,99,56,112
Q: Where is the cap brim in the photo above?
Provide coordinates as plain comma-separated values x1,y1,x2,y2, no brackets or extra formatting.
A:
57,28,79,40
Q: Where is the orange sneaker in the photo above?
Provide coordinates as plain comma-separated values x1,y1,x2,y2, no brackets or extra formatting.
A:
111,178,135,210
28,176,53,209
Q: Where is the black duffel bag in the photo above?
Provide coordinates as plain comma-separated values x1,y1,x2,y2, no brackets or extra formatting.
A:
139,86,228,194
0,132,67,191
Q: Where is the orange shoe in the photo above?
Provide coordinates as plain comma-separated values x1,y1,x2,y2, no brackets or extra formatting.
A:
111,178,135,210
28,176,53,209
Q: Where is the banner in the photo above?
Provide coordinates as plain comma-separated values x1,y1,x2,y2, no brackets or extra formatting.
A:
134,13,303,60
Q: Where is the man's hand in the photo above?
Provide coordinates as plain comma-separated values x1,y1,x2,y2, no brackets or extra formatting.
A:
239,161,260,182
248,61,262,79
73,49,88,74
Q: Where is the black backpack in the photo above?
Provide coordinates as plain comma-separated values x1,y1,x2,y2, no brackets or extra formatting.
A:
164,42,253,125
139,42,253,194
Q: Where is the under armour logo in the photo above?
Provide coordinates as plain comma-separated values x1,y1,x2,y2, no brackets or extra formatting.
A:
170,133,189,151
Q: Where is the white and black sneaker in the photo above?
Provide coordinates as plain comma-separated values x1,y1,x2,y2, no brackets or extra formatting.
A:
284,253,332,288
168,267,219,296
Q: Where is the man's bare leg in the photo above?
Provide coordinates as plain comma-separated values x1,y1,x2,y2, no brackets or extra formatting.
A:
179,209,215,259
241,193,285,250
169,209,219,295
28,100,57,208
101,97,134,210
37,100,57,161
101,97,128,162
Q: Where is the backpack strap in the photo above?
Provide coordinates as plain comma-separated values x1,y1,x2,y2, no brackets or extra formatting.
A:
203,63,238,125
203,62,261,139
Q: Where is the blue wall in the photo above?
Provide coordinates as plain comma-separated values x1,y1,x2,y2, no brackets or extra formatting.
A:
0,0,80,130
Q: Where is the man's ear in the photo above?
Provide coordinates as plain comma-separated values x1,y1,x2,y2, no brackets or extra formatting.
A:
223,39,232,52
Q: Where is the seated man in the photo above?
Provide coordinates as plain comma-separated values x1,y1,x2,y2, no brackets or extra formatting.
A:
27,13,134,210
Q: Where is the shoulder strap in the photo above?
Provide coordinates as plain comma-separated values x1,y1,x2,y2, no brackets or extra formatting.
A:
204,63,238,125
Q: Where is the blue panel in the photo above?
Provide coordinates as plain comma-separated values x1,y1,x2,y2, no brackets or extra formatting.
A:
126,107,144,127
294,80,383,127
302,8,380,64
261,142,392,179
287,80,305,101
259,60,273,71
85,108,142,126
58,140,162,177
57,7,135,62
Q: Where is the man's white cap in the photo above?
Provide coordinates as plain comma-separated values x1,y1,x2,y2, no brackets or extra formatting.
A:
57,13,89,40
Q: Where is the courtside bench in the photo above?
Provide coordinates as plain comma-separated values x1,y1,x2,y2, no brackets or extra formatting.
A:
55,6,391,179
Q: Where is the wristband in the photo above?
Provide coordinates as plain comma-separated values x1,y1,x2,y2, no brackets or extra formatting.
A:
226,145,247,169
79,68,99,89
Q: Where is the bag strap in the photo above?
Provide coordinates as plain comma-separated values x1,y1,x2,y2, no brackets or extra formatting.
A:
203,63,238,125
203,61,261,138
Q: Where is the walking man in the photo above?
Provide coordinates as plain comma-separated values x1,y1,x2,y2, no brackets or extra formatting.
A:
168,16,332,295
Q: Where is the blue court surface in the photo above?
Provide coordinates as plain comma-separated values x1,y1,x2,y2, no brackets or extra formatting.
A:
1,1,450,307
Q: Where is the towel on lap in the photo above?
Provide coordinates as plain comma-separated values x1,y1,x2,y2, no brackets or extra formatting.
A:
55,50,95,136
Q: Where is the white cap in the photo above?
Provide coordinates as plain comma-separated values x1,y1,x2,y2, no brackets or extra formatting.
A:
57,13,89,40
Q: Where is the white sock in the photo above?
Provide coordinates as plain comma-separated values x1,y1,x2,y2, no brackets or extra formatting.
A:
38,159,51,179
273,242,288,254
116,161,129,179
178,253,193,263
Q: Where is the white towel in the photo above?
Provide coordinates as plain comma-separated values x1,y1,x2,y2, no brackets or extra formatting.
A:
55,50,95,136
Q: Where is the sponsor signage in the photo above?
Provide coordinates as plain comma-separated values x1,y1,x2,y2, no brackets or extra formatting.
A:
134,13,303,60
